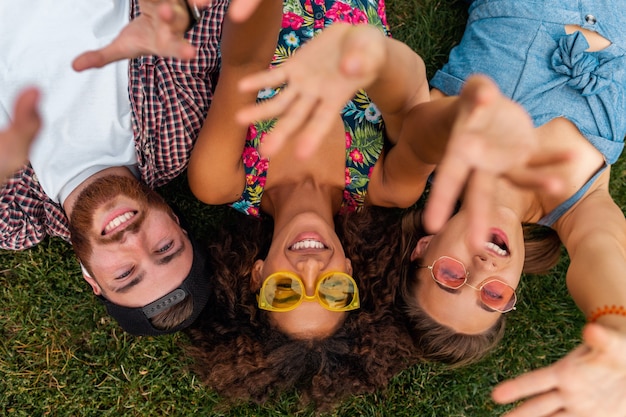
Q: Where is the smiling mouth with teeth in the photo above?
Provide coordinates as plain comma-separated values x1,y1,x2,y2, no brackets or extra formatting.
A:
289,239,327,251
485,234,510,256
102,211,137,235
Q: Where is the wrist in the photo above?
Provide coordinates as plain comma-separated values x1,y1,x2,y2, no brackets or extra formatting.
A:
588,305,626,333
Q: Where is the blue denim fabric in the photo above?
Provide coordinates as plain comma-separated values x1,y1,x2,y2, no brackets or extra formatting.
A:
537,164,607,226
430,0,626,164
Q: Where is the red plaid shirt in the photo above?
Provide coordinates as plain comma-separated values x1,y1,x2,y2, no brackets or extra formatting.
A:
0,0,227,250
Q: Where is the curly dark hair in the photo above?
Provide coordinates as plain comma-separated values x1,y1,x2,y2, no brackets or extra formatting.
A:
184,212,416,411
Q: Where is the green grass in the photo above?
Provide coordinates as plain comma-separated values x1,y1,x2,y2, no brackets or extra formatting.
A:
1,1,623,416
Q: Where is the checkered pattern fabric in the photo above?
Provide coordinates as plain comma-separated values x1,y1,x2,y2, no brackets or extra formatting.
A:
0,0,226,249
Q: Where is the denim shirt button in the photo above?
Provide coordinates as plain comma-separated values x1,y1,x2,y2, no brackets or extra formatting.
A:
584,14,597,25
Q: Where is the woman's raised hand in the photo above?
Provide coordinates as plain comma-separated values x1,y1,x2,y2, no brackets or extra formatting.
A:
423,75,569,249
236,23,386,158
492,323,626,417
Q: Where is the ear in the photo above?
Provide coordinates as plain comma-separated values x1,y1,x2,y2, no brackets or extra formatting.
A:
410,235,434,261
80,263,102,295
250,259,264,292
344,258,353,275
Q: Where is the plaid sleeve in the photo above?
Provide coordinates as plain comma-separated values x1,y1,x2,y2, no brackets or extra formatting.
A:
0,165,70,250
129,0,227,188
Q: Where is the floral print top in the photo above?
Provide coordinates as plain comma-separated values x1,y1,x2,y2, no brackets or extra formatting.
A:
230,0,390,218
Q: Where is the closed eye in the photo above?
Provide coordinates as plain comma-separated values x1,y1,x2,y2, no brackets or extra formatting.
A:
156,241,174,254
482,288,504,301
116,267,134,280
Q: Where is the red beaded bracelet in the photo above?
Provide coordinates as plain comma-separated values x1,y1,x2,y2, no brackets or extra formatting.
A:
587,305,626,322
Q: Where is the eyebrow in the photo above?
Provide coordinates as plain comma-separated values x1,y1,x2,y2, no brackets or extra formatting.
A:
111,241,186,294
112,273,145,294
433,282,496,313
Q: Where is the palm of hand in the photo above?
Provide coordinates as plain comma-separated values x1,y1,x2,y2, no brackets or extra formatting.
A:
281,23,385,113
238,23,386,157
547,344,626,416
72,1,194,71
493,324,626,417
423,75,568,243
448,76,537,176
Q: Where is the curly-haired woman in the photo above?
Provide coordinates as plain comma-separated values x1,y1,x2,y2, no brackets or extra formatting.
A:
185,212,415,410
185,0,544,408
188,0,547,336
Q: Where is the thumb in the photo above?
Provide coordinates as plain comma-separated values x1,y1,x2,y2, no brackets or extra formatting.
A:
12,88,41,139
582,323,622,352
72,40,129,71
72,50,112,71
459,74,500,111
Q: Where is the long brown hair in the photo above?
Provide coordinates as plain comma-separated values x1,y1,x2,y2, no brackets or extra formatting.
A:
337,205,561,367
397,207,562,366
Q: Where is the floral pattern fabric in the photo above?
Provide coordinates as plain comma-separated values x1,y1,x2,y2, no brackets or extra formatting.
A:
230,0,389,217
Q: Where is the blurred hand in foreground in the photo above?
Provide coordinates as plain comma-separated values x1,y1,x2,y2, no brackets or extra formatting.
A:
492,323,626,417
1,88,41,180
73,0,213,71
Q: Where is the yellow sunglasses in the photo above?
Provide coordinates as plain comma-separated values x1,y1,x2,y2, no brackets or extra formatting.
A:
257,271,360,312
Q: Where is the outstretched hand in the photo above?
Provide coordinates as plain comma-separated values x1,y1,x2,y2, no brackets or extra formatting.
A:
236,23,386,158
0,88,41,180
73,0,211,71
492,323,626,417
422,75,569,249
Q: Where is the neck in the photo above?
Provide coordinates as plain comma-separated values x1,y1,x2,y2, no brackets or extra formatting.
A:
263,180,342,232
63,166,136,218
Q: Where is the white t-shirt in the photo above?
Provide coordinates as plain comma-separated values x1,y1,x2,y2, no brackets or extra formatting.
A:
0,0,136,204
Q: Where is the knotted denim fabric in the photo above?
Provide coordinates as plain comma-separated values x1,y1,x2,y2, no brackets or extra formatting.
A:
551,31,610,96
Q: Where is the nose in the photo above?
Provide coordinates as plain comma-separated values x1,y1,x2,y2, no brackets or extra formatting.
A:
117,228,147,252
296,258,324,296
472,254,498,272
